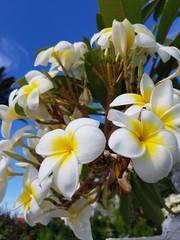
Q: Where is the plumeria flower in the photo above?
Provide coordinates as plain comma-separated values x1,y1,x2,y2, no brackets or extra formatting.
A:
15,70,53,111
14,166,52,226
65,198,93,240
36,118,106,199
112,19,135,59
156,45,180,64
0,158,14,202
35,41,87,73
108,109,178,183
0,89,25,138
91,27,112,49
110,74,180,117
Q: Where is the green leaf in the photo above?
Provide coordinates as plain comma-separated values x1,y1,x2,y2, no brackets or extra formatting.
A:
142,0,160,23
80,164,90,181
12,77,28,87
153,0,166,22
84,49,107,108
119,193,131,225
96,13,106,31
156,0,180,44
14,103,26,117
83,37,92,51
98,0,142,27
140,0,149,7
131,176,164,225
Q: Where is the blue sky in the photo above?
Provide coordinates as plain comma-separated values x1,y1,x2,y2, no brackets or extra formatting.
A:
0,0,179,213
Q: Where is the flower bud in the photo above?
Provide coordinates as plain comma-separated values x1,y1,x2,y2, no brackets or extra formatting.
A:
79,87,93,106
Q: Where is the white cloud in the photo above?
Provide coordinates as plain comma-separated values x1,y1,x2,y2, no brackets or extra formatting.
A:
0,37,29,71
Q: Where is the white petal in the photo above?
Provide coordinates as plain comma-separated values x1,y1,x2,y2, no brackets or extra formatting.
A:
158,46,180,63
134,24,155,40
125,105,144,118
74,125,106,164
133,143,173,183
136,33,156,48
38,155,63,184
140,109,164,138
173,88,180,105
65,118,100,134
8,89,18,107
1,121,11,139
25,70,42,83
108,128,146,158
161,103,180,127
97,32,111,48
68,220,93,240
140,73,154,102
90,32,101,46
108,109,141,135
0,158,7,180
27,88,39,110
30,195,43,216
40,209,70,225
53,153,79,199
36,129,66,156
151,80,173,117
0,180,7,202
34,47,53,66
32,177,52,202
112,20,126,57
110,93,144,107
0,105,10,121
31,76,53,94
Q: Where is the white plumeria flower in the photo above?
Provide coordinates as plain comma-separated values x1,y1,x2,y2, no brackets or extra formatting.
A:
112,19,135,59
15,70,53,110
36,118,106,199
66,198,93,240
91,27,112,49
110,74,180,117
14,166,52,226
0,159,14,202
0,89,25,138
0,139,11,161
35,41,87,73
108,109,178,183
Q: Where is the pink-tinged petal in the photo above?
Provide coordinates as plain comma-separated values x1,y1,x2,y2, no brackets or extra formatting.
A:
27,88,39,110
0,180,7,202
36,129,66,156
140,73,154,103
53,153,79,199
1,121,11,139
110,93,144,107
38,154,63,184
161,103,180,127
73,125,106,164
34,47,53,66
151,80,173,117
32,76,53,94
132,143,173,183
140,110,164,139
65,118,100,134
108,128,146,158
25,70,42,83
136,33,156,48
108,109,141,136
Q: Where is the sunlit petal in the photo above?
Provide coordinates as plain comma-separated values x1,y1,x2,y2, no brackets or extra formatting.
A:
34,47,53,66
160,103,180,127
108,128,145,158
136,33,156,48
150,80,173,117
74,125,106,164
53,153,79,199
110,93,144,107
133,143,173,183
140,73,154,102
25,70,42,83
27,88,39,110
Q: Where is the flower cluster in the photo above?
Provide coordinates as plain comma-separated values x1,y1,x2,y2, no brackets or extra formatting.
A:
0,18,180,239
